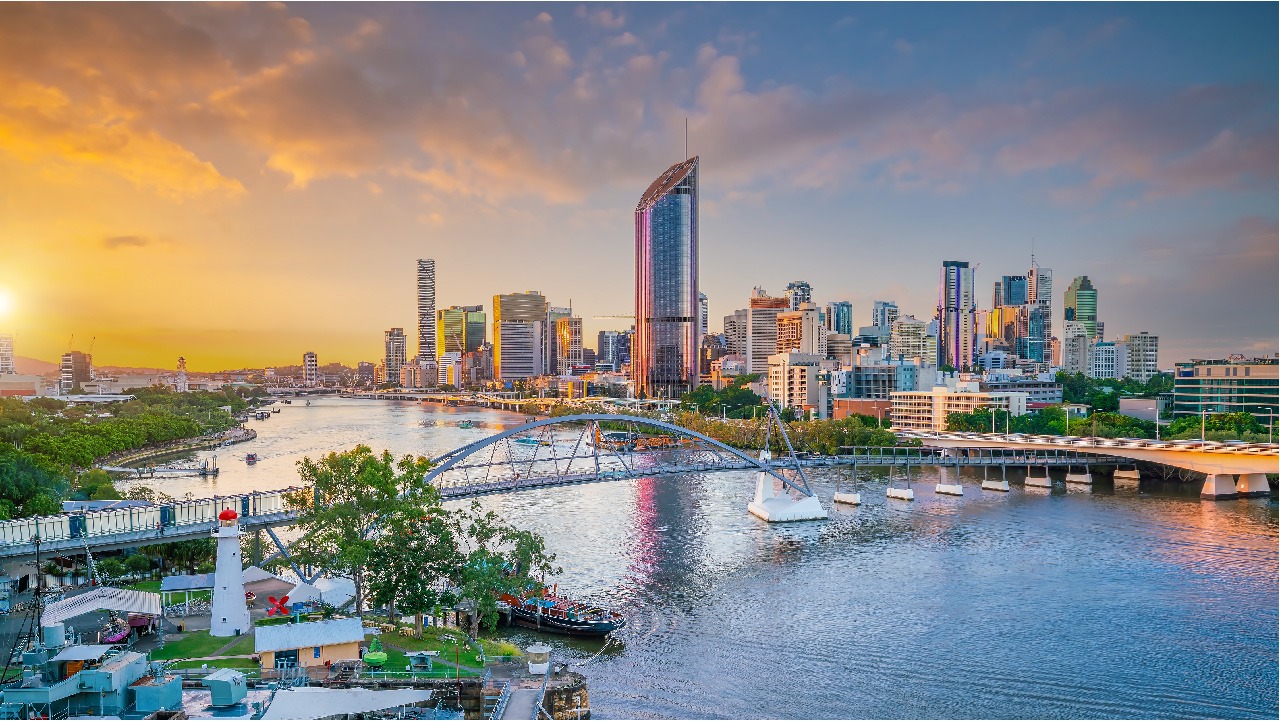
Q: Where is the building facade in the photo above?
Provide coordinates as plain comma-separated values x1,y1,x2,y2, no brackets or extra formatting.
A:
745,295,788,375
937,261,975,370
384,328,407,383
494,291,548,379
634,156,700,398
1061,321,1092,375
416,259,437,363
0,334,13,374
890,384,1029,432
699,292,709,338
495,321,542,381
723,309,747,356
871,300,899,331
767,352,828,419
784,281,812,311
302,352,317,387
1089,341,1126,380
1172,356,1279,426
555,316,584,375
60,351,93,394
776,303,826,357
1064,275,1099,339
826,301,854,337
437,306,486,356
1121,332,1159,382
889,316,937,367
1026,260,1053,363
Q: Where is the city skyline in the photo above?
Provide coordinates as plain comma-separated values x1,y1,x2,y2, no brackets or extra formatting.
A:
1,3,1276,370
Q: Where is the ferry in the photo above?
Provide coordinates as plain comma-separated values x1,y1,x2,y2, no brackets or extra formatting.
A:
457,420,475,429
513,437,550,447
498,587,625,637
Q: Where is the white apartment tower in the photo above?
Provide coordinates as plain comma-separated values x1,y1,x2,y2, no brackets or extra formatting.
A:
417,259,437,363
303,351,318,387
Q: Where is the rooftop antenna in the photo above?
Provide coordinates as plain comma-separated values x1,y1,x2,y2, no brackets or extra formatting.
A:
684,117,688,160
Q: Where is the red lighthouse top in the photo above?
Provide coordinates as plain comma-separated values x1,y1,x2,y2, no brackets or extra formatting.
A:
218,508,238,521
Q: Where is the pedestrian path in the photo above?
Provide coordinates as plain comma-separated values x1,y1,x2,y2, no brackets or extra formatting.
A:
501,688,540,720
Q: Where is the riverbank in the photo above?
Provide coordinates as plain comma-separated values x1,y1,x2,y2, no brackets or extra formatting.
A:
100,426,257,469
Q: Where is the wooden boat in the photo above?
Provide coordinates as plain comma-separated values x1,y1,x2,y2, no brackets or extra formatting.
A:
497,587,625,637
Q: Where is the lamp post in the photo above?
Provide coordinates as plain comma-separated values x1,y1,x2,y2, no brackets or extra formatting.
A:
1201,408,1208,441
721,404,728,420
1264,408,1273,444
1147,406,1159,441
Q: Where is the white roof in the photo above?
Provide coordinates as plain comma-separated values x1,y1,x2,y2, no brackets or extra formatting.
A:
285,581,322,605
262,687,433,720
242,566,285,584
42,587,162,626
255,617,364,653
48,645,115,663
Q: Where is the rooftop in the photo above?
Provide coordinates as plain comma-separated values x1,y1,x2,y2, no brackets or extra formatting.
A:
255,617,364,653
636,156,698,212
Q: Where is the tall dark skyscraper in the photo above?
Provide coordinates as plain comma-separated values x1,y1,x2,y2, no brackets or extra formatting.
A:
634,156,699,398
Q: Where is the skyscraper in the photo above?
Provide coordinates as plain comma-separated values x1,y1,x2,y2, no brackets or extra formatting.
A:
870,300,898,330
437,306,486,356
416,259,437,363
826,301,854,336
745,294,788,374
634,156,699,398
1027,259,1053,363
60,351,93,394
556,316,584,375
937,261,975,370
1064,275,1099,340
699,292,709,338
303,352,318,387
384,328,407,383
545,306,571,376
493,291,548,379
784,281,812,311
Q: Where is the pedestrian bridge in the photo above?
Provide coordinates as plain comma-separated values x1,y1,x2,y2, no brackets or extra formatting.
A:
0,416,1270,562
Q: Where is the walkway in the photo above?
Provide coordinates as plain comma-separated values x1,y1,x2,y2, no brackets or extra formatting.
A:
501,688,540,720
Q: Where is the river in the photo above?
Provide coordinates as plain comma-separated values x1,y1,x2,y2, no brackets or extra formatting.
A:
128,397,1279,719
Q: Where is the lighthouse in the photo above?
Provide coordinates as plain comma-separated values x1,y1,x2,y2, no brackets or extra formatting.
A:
210,508,251,637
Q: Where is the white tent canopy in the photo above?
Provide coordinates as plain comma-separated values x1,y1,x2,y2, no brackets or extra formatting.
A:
41,587,162,626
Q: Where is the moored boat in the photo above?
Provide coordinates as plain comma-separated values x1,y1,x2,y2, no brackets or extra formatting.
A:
497,588,625,637
245,453,258,464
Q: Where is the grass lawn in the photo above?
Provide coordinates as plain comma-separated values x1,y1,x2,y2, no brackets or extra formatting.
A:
168,657,259,670
127,579,211,601
151,631,238,661
366,647,481,678
219,633,257,657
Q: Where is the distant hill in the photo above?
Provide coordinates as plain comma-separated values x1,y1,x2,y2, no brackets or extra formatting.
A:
14,356,57,375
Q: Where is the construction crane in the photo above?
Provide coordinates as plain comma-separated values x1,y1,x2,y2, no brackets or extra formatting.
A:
592,315,635,319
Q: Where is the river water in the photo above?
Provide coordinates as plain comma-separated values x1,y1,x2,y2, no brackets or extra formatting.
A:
129,398,1278,719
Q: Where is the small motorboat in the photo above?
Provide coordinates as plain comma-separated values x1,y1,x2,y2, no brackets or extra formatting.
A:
245,453,258,464
272,407,280,414
457,420,475,429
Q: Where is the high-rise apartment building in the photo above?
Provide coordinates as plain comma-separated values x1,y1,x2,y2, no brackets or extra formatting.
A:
723,310,747,356
745,294,788,374
776,303,827,357
494,291,548,379
994,275,1029,308
767,352,828,419
870,300,898,331
937,261,975,370
357,361,375,384
597,330,630,371
384,328,407,383
555,317,584,375
416,259,437,363
1064,276,1099,340
1061,322,1092,375
1121,332,1159,382
889,316,938,366
60,351,93,394
699,293,709,338
634,157,700,398
437,306,486,356
825,301,854,337
1089,341,1126,380
303,352,318,387
784,281,812,311
0,334,13,374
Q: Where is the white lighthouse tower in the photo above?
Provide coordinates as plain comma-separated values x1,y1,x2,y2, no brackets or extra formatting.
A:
210,508,251,637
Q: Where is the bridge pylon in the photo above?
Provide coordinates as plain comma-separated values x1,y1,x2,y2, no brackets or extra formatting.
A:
746,403,828,522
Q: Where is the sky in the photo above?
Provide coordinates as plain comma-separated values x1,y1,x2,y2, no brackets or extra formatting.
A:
0,2,1275,371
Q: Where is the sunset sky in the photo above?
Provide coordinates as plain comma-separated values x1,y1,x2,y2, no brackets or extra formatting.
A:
1,2,1275,371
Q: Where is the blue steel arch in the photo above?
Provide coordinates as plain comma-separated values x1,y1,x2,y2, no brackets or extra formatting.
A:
426,413,812,496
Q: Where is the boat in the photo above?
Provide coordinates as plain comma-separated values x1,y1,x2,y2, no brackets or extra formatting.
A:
457,420,475,429
305,400,311,406
513,437,550,447
497,587,625,637
272,407,280,414
282,399,292,404
245,453,258,464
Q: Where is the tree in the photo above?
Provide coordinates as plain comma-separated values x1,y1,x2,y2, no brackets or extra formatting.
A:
286,446,437,615
450,502,560,639
97,557,126,580
367,510,461,635
124,554,152,578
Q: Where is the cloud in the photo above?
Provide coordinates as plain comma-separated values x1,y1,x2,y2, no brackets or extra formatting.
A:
589,10,625,30
102,235,155,249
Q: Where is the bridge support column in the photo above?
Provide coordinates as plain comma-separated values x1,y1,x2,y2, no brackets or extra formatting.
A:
1113,468,1140,481
1235,473,1271,497
1200,474,1238,500
747,451,828,522
1065,468,1094,485
1025,466,1052,488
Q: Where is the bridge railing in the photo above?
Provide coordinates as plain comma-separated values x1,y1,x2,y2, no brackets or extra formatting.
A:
0,487,302,551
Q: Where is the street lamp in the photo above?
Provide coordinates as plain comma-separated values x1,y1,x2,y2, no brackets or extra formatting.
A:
1201,408,1208,441
721,404,729,420
1263,408,1273,444
1147,405,1159,441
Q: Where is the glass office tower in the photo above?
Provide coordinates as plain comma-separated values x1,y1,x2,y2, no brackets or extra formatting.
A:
634,156,700,398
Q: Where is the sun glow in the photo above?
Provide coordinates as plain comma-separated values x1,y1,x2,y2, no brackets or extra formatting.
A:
0,289,13,318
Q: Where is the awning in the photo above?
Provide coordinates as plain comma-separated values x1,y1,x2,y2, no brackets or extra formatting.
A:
42,587,162,626
261,688,433,720
160,574,214,592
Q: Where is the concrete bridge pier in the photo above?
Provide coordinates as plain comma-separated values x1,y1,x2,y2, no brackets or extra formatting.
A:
981,464,1009,492
1065,465,1095,485
935,465,964,497
1235,473,1271,497
1200,474,1239,500
1025,466,1053,488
